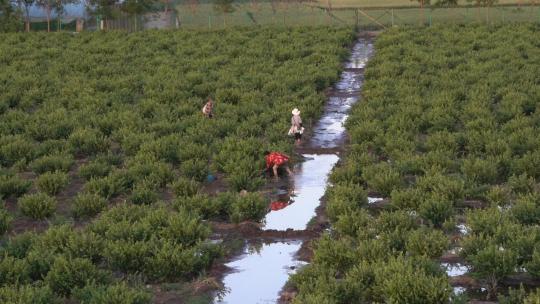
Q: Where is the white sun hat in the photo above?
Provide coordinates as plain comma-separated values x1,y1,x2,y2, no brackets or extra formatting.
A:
292,108,301,115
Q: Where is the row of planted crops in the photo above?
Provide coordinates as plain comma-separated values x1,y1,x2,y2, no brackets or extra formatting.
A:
290,24,540,303
0,27,356,302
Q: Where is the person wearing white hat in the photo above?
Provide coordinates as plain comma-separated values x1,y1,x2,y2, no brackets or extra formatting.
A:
290,108,304,145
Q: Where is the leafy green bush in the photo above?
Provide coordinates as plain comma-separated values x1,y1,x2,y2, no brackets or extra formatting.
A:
44,256,111,296
406,228,449,258
72,193,107,218
0,207,12,236
173,194,228,220
469,245,518,300
418,194,454,228
36,171,69,195
326,183,368,222
84,174,127,199
18,193,57,219
0,255,30,285
485,185,512,207
0,136,36,166
0,285,58,304
510,194,540,225
69,128,109,156
29,154,73,174
180,159,208,182
229,192,267,223
524,288,540,304
0,173,31,198
361,163,402,196
525,247,540,279
78,161,112,180
508,173,536,195
129,183,159,205
73,282,151,304
171,177,200,197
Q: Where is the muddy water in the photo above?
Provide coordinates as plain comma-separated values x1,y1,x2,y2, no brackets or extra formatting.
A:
264,154,339,231
310,38,374,149
214,38,373,304
216,241,305,304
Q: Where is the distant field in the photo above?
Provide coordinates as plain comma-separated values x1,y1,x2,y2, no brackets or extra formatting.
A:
311,0,536,9
176,1,540,29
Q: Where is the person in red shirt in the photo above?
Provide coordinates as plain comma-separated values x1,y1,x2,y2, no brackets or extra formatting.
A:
264,151,293,179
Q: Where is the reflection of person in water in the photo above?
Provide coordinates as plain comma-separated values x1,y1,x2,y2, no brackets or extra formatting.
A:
270,201,289,211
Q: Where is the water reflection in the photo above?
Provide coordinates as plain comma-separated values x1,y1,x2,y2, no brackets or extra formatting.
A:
216,241,304,304
264,154,339,231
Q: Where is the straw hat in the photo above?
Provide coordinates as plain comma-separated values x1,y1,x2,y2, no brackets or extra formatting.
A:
292,108,301,116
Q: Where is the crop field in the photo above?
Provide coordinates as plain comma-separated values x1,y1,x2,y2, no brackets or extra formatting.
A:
0,27,355,302
290,24,540,302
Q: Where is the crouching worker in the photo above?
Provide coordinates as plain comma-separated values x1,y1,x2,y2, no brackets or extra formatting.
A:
264,151,293,179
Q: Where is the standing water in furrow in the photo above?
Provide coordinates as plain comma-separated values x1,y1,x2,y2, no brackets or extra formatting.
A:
215,37,374,304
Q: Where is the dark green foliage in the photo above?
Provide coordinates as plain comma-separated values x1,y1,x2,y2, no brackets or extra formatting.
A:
44,256,111,296
0,285,58,304
68,128,109,156
180,159,208,182
72,282,151,304
228,192,267,223
18,193,57,219
30,154,74,174
129,183,159,205
326,183,368,222
36,171,69,195
0,207,12,236
405,228,449,258
0,173,32,198
78,161,112,180
294,25,540,302
72,193,107,218
171,177,200,198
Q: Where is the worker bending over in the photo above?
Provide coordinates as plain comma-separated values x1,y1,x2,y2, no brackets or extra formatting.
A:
265,151,293,179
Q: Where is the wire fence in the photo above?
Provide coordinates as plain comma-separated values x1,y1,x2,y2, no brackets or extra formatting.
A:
175,3,540,29
21,2,540,32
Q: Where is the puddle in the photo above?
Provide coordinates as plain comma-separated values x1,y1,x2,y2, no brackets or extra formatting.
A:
453,286,466,295
216,241,304,304
310,39,373,149
442,263,468,277
368,197,384,204
449,247,463,255
456,224,469,235
346,38,374,69
264,154,339,231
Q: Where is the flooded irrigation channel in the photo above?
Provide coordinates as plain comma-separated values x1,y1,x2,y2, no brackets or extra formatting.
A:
214,37,374,304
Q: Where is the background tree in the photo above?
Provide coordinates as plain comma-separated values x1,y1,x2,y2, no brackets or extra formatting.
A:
213,0,234,26
19,0,35,31
0,0,21,32
36,0,53,31
87,0,120,30
121,0,155,31
53,0,80,31
410,0,431,24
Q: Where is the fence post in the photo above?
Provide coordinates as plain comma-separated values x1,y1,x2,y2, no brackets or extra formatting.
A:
429,10,432,26
391,8,394,27
208,15,211,29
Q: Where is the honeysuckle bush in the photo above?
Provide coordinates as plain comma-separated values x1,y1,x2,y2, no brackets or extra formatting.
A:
292,24,540,303
0,26,354,223
0,203,218,301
